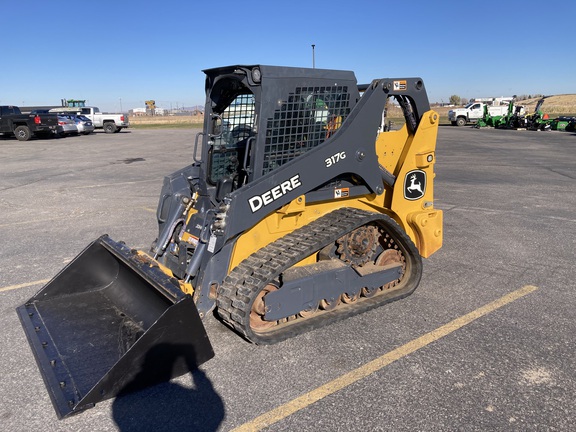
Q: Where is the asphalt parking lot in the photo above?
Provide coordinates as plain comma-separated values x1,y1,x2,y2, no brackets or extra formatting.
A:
1,126,575,431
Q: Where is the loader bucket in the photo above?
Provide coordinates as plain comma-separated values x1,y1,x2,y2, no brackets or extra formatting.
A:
16,235,214,418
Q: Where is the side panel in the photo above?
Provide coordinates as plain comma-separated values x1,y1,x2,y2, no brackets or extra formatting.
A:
228,197,385,271
385,111,443,257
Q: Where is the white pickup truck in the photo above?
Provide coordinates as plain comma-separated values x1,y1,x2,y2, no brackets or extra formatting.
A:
78,107,129,133
448,102,509,126
53,106,129,133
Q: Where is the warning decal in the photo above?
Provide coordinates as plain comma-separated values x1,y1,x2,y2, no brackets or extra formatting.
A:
393,80,407,91
334,188,350,199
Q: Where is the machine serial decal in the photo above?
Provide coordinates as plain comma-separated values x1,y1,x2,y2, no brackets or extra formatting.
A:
207,234,217,253
404,170,426,200
248,174,302,212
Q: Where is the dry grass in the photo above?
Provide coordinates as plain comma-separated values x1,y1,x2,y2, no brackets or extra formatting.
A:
510,94,576,114
130,115,204,127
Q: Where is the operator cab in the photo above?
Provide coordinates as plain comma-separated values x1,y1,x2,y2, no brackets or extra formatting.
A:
201,65,360,202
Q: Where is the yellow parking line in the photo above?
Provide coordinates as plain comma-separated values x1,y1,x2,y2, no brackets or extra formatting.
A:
232,285,539,432
0,279,50,293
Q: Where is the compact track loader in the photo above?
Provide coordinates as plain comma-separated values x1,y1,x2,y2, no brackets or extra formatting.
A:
18,65,443,418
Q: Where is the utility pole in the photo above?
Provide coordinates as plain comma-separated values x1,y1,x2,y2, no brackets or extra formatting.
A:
311,44,315,68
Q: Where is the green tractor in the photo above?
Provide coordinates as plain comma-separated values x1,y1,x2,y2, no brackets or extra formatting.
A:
475,104,503,128
496,101,523,129
549,116,576,131
497,97,550,130
565,118,576,132
524,97,552,131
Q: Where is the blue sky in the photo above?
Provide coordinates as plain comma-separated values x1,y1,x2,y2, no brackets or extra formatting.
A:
2,0,574,112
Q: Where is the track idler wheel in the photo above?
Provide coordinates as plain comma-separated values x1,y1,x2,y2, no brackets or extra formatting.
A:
250,283,278,331
319,296,341,311
341,291,360,303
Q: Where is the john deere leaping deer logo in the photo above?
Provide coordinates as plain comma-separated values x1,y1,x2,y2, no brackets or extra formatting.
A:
407,174,423,194
404,170,426,200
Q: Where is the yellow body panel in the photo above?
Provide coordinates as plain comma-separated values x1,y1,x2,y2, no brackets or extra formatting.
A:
228,110,443,271
386,110,443,258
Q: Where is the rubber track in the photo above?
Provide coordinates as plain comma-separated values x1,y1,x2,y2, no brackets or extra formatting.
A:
216,207,422,344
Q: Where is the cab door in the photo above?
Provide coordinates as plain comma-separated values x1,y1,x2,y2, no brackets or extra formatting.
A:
469,103,483,119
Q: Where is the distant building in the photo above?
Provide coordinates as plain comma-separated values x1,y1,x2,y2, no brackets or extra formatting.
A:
130,107,147,116
470,97,514,106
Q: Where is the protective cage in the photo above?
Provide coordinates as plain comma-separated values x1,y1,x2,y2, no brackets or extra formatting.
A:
262,85,352,174
16,235,214,418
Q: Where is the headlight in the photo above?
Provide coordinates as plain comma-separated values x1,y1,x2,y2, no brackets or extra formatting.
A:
251,67,262,83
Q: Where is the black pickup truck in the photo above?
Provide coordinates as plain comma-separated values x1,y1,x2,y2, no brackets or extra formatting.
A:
0,105,58,141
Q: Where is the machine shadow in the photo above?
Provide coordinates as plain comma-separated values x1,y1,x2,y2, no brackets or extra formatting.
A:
112,344,224,432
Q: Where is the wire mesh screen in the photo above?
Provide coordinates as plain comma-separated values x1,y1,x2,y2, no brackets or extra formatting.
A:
221,94,256,141
209,149,241,184
263,86,351,175
209,94,255,184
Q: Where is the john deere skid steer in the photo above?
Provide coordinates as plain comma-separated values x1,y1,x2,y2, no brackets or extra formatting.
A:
17,65,443,418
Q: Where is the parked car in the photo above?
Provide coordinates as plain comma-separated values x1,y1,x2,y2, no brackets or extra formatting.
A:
52,106,130,133
56,115,78,137
73,114,95,135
